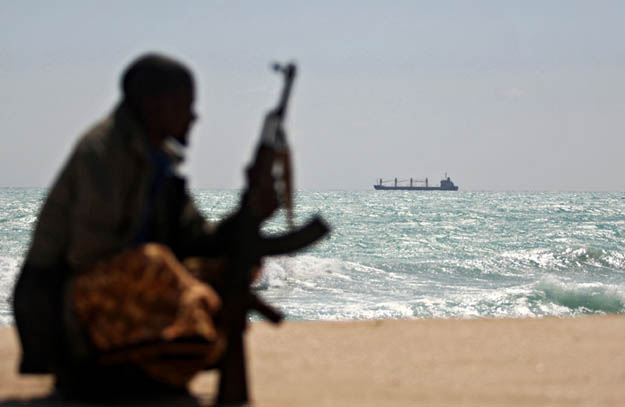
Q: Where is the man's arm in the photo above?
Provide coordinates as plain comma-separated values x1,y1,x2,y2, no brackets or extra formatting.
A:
173,194,230,259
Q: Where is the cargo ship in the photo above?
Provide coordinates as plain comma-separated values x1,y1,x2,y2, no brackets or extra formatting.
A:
373,175,459,191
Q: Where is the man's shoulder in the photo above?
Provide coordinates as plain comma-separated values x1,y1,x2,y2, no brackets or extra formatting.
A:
72,103,143,160
73,115,115,155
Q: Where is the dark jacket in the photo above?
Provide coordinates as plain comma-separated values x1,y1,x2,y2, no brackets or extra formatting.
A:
13,102,226,373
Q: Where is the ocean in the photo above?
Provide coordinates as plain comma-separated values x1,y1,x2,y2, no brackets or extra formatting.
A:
2,188,625,325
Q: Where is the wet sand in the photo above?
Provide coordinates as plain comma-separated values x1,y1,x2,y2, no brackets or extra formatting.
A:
1,316,624,406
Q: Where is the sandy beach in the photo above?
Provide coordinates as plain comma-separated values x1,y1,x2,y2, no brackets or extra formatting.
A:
1,316,624,406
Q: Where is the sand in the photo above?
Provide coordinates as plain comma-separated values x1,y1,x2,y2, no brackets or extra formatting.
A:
1,315,624,406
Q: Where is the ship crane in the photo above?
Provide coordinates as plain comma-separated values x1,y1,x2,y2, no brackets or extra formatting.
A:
409,178,428,187
377,178,394,186
394,178,415,187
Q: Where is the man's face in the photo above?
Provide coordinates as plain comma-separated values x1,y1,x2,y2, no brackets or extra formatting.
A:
154,86,197,146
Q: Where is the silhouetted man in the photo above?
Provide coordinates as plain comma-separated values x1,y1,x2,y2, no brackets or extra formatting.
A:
13,53,277,398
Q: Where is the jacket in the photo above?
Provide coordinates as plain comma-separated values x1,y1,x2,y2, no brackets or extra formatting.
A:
25,102,219,270
14,101,227,373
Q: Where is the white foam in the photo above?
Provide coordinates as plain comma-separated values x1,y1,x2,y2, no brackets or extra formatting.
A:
253,259,288,289
535,276,625,313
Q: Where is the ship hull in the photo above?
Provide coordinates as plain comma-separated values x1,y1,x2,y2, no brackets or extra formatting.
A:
373,185,458,191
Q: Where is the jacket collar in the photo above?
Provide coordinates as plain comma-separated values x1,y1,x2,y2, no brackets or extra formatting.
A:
112,101,185,166
113,101,148,158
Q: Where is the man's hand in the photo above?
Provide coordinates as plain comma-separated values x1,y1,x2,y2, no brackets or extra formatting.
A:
245,163,280,221
244,112,284,222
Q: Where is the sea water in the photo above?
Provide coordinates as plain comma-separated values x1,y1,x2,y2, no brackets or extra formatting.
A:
1,188,625,325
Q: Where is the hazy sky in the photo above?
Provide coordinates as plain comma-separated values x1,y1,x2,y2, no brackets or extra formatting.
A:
2,1,625,191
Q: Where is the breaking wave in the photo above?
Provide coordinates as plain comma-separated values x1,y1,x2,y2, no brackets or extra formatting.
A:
534,277,625,314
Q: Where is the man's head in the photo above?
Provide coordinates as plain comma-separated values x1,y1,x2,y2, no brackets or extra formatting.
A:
122,53,197,145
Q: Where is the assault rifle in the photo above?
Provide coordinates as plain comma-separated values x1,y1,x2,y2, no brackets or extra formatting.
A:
216,62,330,404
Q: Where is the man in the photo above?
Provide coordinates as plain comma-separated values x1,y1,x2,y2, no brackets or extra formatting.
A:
13,53,277,397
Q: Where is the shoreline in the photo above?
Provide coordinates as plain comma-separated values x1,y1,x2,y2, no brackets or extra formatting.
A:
1,315,624,406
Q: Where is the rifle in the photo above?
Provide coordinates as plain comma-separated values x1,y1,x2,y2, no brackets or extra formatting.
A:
216,62,330,404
